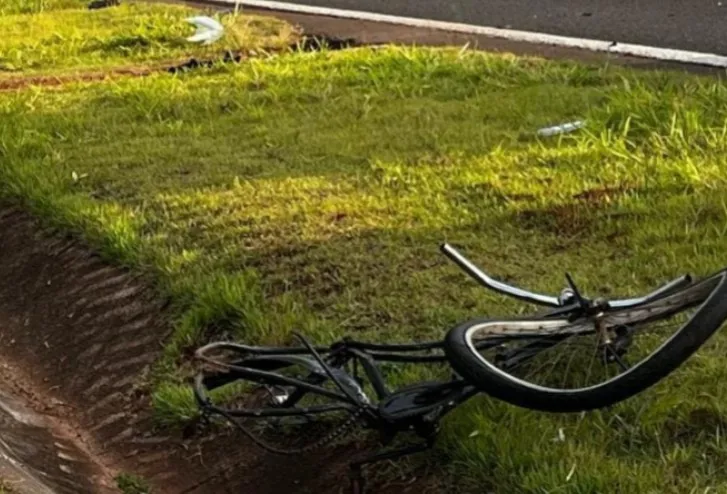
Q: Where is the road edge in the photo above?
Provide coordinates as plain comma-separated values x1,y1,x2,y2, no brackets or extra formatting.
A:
206,0,727,70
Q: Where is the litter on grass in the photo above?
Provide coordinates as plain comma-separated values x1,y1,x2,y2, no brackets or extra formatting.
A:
551,427,566,442
186,16,225,45
537,120,585,137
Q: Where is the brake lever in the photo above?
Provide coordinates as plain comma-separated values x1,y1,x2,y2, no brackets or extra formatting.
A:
564,273,588,309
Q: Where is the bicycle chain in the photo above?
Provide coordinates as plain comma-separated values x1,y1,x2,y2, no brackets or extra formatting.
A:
218,406,367,456
294,408,366,454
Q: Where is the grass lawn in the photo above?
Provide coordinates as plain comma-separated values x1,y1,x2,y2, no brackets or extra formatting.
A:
0,0,87,15
4,3,727,493
0,0,297,75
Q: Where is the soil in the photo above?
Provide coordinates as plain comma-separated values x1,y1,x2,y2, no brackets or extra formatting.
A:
0,361,115,494
0,67,158,92
0,35,358,92
0,205,444,493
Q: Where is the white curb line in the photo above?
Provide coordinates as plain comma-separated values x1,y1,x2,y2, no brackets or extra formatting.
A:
217,0,727,68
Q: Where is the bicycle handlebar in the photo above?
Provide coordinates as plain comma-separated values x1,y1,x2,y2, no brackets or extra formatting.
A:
607,274,692,308
440,243,693,310
441,243,561,307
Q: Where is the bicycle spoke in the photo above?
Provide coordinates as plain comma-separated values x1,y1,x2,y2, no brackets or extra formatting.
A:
581,335,602,388
560,333,584,388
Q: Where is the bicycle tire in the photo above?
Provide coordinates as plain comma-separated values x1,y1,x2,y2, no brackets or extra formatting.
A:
443,271,727,413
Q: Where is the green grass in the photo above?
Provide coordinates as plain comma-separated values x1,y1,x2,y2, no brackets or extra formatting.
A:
0,0,86,15
0,1,297,75
0,479,13,494
116,473,152,494
3,22,727,493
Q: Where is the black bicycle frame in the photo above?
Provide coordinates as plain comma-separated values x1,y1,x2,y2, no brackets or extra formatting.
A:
195,338,468,411
191,243,713,494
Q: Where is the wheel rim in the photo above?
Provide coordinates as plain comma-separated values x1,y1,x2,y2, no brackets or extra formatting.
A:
463,278,717,393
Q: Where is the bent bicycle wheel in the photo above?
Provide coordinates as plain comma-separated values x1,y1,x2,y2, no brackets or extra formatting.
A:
444,272,727,413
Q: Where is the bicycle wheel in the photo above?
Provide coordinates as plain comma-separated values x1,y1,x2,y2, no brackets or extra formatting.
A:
444,272,727,413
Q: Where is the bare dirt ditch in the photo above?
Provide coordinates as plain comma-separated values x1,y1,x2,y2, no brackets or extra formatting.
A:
0,361,113,494
0,205,436,494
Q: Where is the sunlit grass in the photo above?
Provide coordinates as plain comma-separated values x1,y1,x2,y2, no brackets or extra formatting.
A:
0,1,297,75
3,37,727,493
0,0,86,15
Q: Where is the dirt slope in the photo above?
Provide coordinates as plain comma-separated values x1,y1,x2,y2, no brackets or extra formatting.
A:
0,206,435,494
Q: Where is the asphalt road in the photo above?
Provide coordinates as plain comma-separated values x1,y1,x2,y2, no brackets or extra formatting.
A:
280,0,727,54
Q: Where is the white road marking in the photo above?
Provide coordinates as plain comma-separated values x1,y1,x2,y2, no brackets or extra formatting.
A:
216,0,727,67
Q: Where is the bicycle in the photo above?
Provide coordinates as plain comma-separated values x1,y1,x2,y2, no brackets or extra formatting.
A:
193,243,727,493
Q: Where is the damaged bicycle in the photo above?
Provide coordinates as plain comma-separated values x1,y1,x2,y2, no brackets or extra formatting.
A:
193,243,727,493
